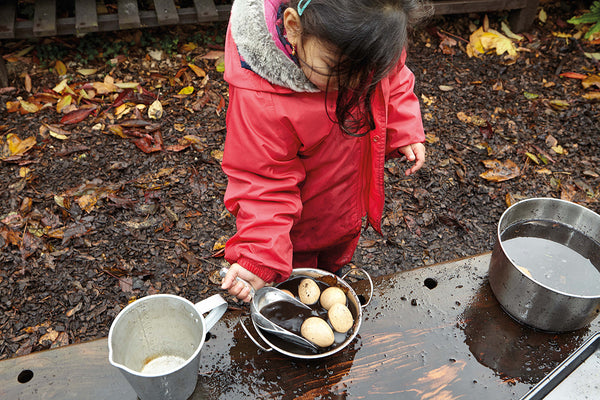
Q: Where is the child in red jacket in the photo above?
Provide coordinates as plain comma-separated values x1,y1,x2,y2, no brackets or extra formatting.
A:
221,0,430,301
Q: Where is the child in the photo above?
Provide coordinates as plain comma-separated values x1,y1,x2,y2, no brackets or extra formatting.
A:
220,0,430,301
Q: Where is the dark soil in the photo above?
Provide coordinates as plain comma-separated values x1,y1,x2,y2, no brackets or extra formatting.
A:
1,1,599,360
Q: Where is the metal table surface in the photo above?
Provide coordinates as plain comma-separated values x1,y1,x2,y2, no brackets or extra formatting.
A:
1,253,598,399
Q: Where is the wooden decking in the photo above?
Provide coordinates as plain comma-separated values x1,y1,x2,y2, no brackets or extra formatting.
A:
0,0,539,40
0,0,231,40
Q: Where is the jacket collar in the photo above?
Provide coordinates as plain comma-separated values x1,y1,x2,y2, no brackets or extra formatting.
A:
229,0,318,92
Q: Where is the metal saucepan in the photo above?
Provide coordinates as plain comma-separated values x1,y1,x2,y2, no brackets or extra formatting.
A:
489,197,600,332
241,267,373,359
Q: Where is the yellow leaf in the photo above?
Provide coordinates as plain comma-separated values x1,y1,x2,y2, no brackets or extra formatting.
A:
49,130,69,140
55,60,67,76
479,31,517,56
7,133,36,156
525,152,540,164
425,133,439,144
582,92,600,101
115,82,141,89
552,32,572,38
178,86,194,95
187,63,206,78
92,81,119,94
211,149,224,162
212,235,229,251
549,99,570,111
19,99,40,113
115,104,132,118
551,145,565,155
174,123,185,132
19,167,31,178
56,95,72,113
77,68,97,76
539,8,547,23
501,21,523,41
76,194,97,213
582,75,600,89
148,99,163,119
180,42,197,52
536,168,552,174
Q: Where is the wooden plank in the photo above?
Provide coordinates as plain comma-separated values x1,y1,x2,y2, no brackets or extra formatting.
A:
0,57,8,87
509,0,539,32
152,0,179,25
10,6,232,39
118,0,141,30
433,0,530,15
0,2,17,39
33,0,57,37
75,0,99,34
193,0,218,20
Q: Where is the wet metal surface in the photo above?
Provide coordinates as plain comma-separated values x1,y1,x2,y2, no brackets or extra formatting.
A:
1,253,598,399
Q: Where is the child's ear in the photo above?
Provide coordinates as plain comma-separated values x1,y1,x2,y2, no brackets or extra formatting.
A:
283,8,302,46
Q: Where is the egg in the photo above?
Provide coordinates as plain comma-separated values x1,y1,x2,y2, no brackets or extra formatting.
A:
328,303,353,333
300,317,335,347
298,278,320,305
319,286,347,310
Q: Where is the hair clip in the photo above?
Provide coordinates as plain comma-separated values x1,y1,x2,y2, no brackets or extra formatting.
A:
297,0,312,16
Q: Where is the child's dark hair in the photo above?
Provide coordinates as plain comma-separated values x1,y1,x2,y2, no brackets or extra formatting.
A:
290,0,431,136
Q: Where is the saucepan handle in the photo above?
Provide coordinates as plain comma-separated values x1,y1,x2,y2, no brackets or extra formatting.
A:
239,316,273,352
219,267,256,299
341,267,374,308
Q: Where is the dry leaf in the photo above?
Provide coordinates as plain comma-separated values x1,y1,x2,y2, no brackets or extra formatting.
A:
148,99,163,119
55,60,67,76
480,159,520,182
187,63,206,78
178,86,194,95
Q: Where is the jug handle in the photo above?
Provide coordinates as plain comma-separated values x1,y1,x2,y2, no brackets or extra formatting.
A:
341,267,374,308
195,294,228,332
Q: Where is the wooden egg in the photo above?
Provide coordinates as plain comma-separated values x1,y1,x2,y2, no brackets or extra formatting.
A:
300,317,335,347
319,286,347,310
328,303,353,333
298,278,320,305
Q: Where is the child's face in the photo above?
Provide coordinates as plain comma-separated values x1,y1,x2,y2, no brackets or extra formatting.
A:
297,37,340,92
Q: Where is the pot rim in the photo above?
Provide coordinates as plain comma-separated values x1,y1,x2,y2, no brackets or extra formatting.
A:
496,197,600,299
250,267,368,359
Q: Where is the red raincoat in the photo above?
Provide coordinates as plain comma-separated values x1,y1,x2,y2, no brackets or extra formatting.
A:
222,25,425,284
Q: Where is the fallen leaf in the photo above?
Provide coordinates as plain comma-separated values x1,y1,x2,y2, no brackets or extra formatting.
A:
60,107,97,124
582,92,600,101
77,68,97,76
501,21,523,41
178,86,194,95
525,152,540,164
24,73,32,92
582,75,600,89
559,72,588,79
480,159,520,182
19,99,40,113
548,99,570,110
187,63,206,78
148,99,163,119
55,60,67,76
6,133,36,156
56,95,72,113
539,8,547,23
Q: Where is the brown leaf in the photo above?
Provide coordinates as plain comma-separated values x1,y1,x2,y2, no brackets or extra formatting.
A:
479,159,520,182
119,277,133,293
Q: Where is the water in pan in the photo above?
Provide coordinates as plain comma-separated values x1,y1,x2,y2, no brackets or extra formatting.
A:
501,220,600,296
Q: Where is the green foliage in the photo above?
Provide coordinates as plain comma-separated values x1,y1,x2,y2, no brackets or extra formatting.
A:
567,1,600,39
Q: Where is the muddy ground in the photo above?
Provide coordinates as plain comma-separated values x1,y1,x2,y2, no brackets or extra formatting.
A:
1,1,599,359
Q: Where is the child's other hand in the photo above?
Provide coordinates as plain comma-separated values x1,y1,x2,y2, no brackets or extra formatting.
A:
220,263,266,302
399,142,425,176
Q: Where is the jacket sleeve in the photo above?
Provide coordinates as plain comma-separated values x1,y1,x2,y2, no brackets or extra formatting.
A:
385,53,426,159
222,86,305,283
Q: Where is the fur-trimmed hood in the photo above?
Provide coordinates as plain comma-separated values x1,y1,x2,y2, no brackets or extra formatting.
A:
227,0,318,92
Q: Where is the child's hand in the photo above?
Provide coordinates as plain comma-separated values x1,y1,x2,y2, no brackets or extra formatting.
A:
399,142,425,176
220,263,266,302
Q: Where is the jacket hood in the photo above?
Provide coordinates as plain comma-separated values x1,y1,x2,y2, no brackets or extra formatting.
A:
227,0,318,93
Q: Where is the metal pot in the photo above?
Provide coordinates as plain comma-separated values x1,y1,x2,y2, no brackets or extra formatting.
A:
489,198,600,332
242,267,372,359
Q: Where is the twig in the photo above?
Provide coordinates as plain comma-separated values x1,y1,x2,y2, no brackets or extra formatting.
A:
439,29,470,44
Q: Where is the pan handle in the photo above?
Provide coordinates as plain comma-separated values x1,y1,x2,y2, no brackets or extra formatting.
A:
239,315,273,352
341,267,373,308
